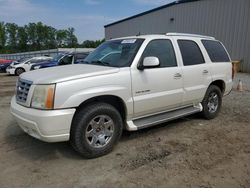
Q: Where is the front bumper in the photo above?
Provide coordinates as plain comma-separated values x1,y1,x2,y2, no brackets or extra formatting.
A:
6,68,15,75
10,97,76,142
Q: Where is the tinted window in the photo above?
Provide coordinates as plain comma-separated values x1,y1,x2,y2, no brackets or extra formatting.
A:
74,53,88,63
141,39,177,67
28,59,41,64
60,55,73,65
75,53,88,60
202,40,230,62
178,40,205,66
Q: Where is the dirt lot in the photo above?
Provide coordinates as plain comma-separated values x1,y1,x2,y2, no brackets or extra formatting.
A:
0,73,249,188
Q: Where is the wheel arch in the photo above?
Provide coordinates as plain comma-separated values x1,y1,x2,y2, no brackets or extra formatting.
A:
74,95,127,124
209,80,226,94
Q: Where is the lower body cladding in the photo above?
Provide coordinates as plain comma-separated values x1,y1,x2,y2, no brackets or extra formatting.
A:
10,97,75,142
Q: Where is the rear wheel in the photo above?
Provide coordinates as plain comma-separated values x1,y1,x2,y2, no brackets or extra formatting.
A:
201,85,222,119
70,102,123,158
15,68,25,76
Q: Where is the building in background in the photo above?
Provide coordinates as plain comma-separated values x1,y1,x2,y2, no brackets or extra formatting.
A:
104,0,250,72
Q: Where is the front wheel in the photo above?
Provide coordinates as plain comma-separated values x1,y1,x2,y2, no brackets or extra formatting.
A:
70,102,123,158
201,85,222,119
15,68,25,76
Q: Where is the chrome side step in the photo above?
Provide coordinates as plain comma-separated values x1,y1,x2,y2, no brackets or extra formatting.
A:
132,105,202,130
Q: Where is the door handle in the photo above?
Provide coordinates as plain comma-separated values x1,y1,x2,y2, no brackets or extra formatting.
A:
203,70,209,74
174,73,182,79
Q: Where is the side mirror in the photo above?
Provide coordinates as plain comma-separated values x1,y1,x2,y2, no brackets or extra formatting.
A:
138,56,160,70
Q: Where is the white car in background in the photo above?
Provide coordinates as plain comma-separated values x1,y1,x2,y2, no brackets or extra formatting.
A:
6,56,52,76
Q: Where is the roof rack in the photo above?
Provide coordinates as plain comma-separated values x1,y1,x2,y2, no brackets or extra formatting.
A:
166,32,215,40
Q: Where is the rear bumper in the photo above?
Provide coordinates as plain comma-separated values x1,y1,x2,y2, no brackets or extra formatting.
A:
10,97,76,142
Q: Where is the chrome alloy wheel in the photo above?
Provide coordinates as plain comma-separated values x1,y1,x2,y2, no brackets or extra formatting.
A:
85,115,114,148
207,92,219,113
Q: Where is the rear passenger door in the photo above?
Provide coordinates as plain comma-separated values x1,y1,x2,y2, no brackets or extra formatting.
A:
177,39,212,105
201,40,232,92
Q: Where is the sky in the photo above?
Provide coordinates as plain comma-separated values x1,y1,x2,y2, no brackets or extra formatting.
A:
0,0,175,43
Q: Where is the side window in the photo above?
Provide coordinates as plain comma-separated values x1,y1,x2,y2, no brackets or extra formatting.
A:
178,40,205,66
201,40,230,62
75,53,88,61
28,59,39,64
25,61,31,64
141,39,177,67
60,55,73,65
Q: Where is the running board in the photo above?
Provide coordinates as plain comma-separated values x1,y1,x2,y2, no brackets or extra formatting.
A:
131,105,202,130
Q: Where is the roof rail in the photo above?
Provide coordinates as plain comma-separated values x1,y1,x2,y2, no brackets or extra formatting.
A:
166,32,215,40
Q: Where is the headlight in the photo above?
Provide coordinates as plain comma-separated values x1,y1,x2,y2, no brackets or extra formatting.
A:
31,84,55,109
34,65,41,70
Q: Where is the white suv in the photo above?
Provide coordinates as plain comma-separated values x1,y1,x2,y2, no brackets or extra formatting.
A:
10,33,233,158
6,56,52,76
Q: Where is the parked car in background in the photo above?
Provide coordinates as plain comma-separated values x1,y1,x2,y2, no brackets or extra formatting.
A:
6,56,52,76
0,58,12,64
0,59,13,72
0,57,30,73
31,52,91,70
0,61,12,72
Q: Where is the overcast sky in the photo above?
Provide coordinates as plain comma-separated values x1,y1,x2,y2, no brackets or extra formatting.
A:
0,0,175,42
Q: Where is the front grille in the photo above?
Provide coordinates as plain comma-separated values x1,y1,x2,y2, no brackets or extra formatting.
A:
16,79,32,103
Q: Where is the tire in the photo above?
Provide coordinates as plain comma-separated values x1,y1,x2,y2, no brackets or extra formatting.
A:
70,102,123,158
15,68,25,76
201,85,222,119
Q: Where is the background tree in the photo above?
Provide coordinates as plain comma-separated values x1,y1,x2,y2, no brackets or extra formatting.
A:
0,21,103,54
45,26,57,49
66,27,78,47
56,29,68,47
5,23,18,50
0,22,6,51
17,26,28,51
81,39,105,48
26,22,37,50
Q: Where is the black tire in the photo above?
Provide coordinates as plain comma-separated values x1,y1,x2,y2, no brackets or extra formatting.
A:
70,102,123,158
201,85,222,119
15,68,25,76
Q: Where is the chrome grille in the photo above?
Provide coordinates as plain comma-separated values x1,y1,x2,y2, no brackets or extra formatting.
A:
16,79,32,103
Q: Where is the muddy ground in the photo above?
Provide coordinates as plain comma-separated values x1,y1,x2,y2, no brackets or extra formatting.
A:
0,73,249,188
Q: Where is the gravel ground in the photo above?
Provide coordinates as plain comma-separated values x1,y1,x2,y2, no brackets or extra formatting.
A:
0,72,249,188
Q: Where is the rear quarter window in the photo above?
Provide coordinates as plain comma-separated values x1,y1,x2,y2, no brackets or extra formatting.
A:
202,40,230,62
178,40,205,66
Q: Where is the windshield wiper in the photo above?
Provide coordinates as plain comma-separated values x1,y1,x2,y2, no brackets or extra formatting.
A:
91,60,110,66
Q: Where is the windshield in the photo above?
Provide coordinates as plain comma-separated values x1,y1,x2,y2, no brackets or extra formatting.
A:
52,53,65,61
83,38,144,67
17,57,29,62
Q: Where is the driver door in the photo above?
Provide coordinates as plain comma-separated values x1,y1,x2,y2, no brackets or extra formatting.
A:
131,39,183,118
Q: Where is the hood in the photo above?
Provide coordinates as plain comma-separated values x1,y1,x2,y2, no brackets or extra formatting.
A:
20,64,120,84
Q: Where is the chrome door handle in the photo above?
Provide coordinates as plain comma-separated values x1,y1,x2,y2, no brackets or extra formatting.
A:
174,73,182,79
203,70,209,74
